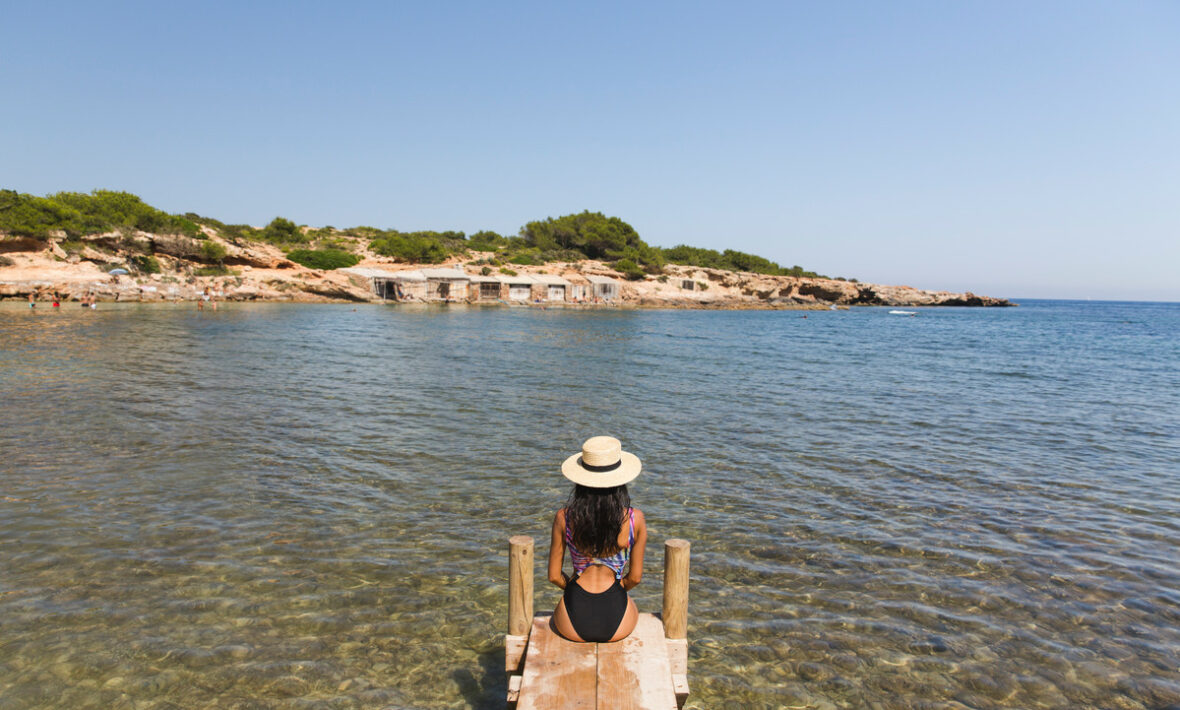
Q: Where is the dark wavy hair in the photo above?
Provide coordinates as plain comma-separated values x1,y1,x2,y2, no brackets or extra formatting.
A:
565,484,631,557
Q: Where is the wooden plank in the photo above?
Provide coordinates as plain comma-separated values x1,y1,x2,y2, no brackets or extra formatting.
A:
507,674,522,709
671,674,689,710
596,614,678,710
665,638,687,676
665,638,690,709
506,634,529,673
517,616,597,710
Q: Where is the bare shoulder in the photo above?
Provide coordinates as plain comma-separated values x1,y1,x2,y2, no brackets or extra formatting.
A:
553,508,566,527
631,507,646,527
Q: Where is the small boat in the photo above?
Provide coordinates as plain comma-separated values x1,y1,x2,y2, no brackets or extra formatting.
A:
889,310,917,316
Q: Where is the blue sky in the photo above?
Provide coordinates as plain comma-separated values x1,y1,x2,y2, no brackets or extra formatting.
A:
2,1,1177,300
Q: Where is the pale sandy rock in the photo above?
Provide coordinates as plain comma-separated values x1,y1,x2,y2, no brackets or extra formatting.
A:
226,285,260,300
223,240,295,269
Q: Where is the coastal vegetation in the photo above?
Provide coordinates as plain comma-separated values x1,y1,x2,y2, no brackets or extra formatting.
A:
1,188,836,279
286,248,361,270
0,189,201,239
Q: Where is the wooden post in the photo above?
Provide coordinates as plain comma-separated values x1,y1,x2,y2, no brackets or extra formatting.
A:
508,535,534,636
663,539,690,639
663,538,691,708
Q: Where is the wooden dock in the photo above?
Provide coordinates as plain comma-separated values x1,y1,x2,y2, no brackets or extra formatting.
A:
504,537,690,709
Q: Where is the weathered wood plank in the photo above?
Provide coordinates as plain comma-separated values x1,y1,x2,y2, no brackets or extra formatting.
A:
596,614,677,710
506,634,529,673
507,673,522,709
517,616,597,710
665,638,690,709
665,638,687,676
671,674,689,710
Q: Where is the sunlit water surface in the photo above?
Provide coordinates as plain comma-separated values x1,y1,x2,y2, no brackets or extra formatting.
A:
1,300,1178,709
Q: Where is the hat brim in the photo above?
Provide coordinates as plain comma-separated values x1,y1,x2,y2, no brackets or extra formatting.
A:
561,451,642,488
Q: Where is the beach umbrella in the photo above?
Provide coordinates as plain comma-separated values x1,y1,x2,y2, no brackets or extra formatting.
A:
108,268,129,275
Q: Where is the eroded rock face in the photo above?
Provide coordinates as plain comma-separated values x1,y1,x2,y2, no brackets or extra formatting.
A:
0,236,48,253
296,279,372,302
149,234,204,260
797,282,849,302
223,242,295,269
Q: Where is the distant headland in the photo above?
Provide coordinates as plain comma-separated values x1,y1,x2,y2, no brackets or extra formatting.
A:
0,189,1013,308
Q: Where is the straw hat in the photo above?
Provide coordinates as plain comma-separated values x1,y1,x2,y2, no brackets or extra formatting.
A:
561,436,642,488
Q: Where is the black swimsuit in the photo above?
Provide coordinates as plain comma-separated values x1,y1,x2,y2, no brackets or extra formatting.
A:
563,573,628,642
563,509,635,642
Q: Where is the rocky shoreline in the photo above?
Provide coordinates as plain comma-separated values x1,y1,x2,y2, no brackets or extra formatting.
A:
0,230,1014,309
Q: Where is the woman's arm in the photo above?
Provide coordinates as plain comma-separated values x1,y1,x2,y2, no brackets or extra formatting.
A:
621,508,647,591
547,509,569,589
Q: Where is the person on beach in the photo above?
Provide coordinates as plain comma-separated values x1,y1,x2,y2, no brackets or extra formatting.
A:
28,292,35,308
548,436,647,643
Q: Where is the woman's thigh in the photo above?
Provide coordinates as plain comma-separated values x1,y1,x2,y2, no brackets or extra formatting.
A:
552,596,585,642
607,597,638,642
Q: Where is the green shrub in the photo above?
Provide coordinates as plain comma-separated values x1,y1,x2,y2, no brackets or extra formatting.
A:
132,255,162,274
613,258,645,281
194,265,230,276
369,232,450,263
316,236,355,252
259,217,307,244
498,267,517,276
657,274,668,283
660,244,827,279
0,190,82,238
60,240,85,253
0,189,201,238
286,248,361,270
468,230,506,252
480,266,492,275
509,253,536,265
200,241,227,263
523,211,638,259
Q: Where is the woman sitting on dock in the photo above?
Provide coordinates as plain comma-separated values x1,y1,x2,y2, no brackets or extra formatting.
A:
548,436,648,643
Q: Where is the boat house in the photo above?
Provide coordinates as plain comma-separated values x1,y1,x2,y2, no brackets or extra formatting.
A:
499,274,539,302
467,273,502,302
343,267,400,300
419,268,470,301
565,274,591,302
586,275,620,301
532,274,571,302
342,267,429,300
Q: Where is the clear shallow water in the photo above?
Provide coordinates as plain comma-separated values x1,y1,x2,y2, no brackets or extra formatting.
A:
1,300,1178,710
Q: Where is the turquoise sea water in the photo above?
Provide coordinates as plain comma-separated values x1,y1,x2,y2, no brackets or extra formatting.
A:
1,300,1177,709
